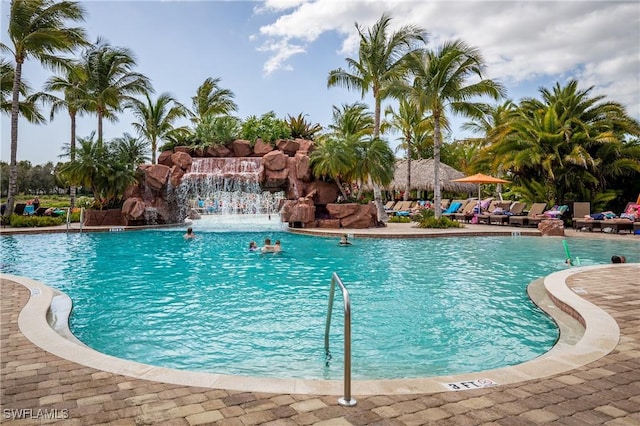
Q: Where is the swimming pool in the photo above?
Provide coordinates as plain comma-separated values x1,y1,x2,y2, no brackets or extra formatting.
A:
1,231,636,380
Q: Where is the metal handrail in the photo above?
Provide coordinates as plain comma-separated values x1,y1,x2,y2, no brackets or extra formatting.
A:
324,272,356,407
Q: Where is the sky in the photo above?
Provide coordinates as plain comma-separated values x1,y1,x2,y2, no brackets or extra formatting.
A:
1,0,639,166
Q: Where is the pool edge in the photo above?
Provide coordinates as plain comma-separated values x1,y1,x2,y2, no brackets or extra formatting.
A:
2,265,626,395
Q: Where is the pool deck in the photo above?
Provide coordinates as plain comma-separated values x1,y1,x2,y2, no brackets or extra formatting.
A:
1,223,640,425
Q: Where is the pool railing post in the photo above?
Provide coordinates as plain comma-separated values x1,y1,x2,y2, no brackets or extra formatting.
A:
325,272,357,407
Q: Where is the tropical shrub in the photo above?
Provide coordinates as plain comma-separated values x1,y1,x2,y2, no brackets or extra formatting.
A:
388,215,411,223
411,208,434,222
58,135,137,210
241,111,291,144
194,115,241,146
6,214,64,227
415,216,463,229
286,113,322,140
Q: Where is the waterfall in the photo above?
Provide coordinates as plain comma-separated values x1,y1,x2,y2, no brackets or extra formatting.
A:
176,157,285,230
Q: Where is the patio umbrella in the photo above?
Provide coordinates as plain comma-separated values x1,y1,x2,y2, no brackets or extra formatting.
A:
452,173,510,213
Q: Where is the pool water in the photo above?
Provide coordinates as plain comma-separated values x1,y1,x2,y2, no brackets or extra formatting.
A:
1,231,637,380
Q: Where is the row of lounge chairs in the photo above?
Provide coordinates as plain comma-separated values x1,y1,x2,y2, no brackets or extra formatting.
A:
572,202,639,234
385,198,639,234
441,199,549,227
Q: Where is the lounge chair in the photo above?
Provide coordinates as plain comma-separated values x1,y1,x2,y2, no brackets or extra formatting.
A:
442,200,466,218
508,203,547,227
571,202,592,230
452,199,479,222
13,203,26,215
490,201,526,225
384,201,396,211
476,201,500,224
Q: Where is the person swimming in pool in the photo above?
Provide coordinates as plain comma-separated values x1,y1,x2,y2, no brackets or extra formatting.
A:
249,241,258,251
184,227,196,239
339,234,352,246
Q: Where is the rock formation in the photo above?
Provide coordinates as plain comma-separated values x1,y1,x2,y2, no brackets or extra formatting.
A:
111,139,380,229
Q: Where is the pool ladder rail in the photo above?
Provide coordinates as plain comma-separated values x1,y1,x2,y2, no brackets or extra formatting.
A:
324,272,357,407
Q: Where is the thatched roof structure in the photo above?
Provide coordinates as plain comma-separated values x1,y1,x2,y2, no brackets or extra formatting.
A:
387,159,476,193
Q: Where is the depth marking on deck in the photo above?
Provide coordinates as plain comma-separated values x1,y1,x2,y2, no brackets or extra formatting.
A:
443,378,497,391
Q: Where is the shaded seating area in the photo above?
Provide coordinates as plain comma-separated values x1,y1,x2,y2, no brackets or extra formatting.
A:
508,203,547,227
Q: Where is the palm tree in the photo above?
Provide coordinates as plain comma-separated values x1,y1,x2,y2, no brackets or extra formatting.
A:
390,39,505,218
311,102,373,198
384,99,431,200
42,61,90,208
327,13,426,220
189,77,238,125
82,38,152,145
111,133,150,171
126,92,189,163
59,132,137,210
487,81,640,205
1,58,46,122
1,0,88,216
310,136,356,199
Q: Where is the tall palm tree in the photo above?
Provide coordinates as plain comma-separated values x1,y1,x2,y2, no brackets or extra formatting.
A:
126,92,189,164
391,39,505,218
1,58,46,122
1,0,88,216
327,13,426,220
82,38,152,145
42,61,90,208
189,77,237,125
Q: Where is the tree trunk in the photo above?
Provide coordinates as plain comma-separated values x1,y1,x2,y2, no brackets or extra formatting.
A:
372,90,388,222
151,137,157,164
404,137,412,201
5,59,24,218
97,110,103,146
69,111,77,209
433,115,442,219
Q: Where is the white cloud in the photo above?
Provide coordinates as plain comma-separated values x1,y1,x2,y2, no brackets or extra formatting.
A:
254,1,640,118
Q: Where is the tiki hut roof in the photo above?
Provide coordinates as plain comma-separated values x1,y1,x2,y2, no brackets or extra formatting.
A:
388,159,476,193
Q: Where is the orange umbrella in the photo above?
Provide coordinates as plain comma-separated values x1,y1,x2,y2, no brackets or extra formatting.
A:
452,173,510,213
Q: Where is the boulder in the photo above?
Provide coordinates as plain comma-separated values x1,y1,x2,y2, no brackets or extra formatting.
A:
231,139,252,157
262,150,288,171
253,138,274,156
276,139,300,156
207,144,232,157
340,204,376,228
538,219,565,236
124,182,143,200
144,164,171,191
297,139,315,154
264,168,289,189
121,197,146,220
169,165,185,188
174,146,193,155
295,153,311,181
290,202,315,224
171,151,192,171
326,203,360,219
306,180,339,205
157,151,173,167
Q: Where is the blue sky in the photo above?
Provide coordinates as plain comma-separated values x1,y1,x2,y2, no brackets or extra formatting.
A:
2,0,639,165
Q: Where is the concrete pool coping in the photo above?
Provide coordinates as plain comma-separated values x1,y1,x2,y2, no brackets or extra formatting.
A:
2,261,624,396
